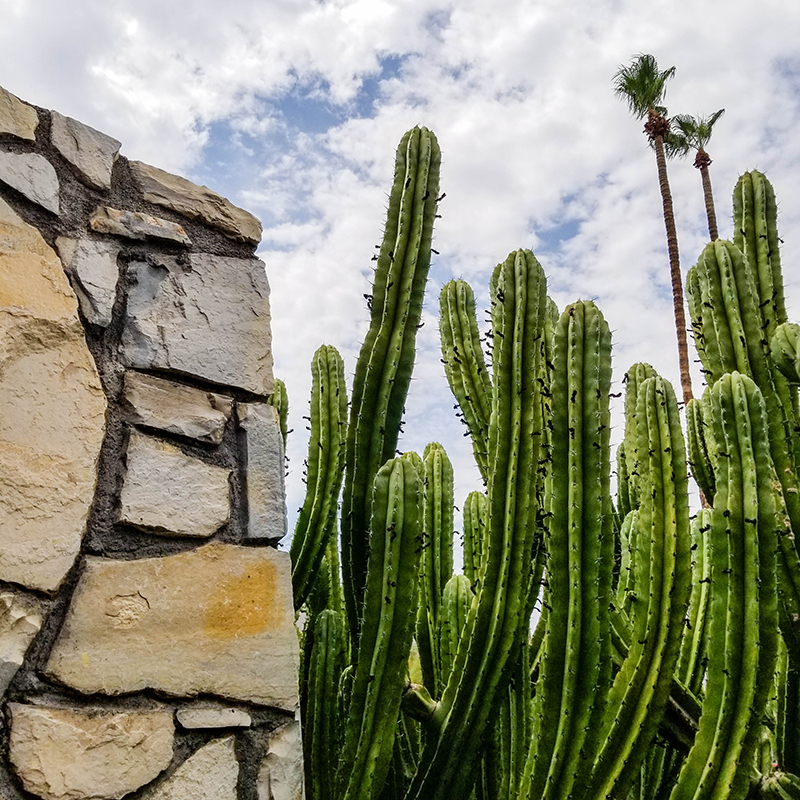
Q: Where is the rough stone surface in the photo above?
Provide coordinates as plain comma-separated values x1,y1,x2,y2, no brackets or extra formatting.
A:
0,591,43,697
89,206,191,245
122,371,233,445
142,736,238,800
46,542,300,709
121,253,273,395
120,432,231,537
55,237,120,327
50,112,121,191
240,403,286,541
258,720,304,800
0,196,106,592
0,151,59,213
176,704,252,729
0,85,38,140
129,160,262,244
8,704,174,800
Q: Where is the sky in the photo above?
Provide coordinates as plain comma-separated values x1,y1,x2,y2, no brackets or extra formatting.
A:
2,0,799,541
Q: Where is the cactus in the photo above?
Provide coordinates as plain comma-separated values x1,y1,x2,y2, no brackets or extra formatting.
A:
669,373,779,800
440,281,493,484
268,377,290,452
415,442,455,698
406,249,548,800
289,127,800,800
336,457,425,800
589,375,691,799
522,299,614,800
290,345,348,611
341,126,441,649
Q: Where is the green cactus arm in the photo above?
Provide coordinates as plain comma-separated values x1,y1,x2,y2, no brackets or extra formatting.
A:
669,372,779,800
290,345,348,611
622,362,658,510
616,509,640,617
677,508,713,697
686,397,716,503
616,441,633,521
267,377,290,452
589,375,692,800
692,239,800,544
523,299,614,800
462,490,488,591
440,280,493,484
336,457,424,800
437,574,474,691
304,609,348,800
406,249,547,800
772,323,800,385
733,170,787,342
416,442,455,698
340,126,441,648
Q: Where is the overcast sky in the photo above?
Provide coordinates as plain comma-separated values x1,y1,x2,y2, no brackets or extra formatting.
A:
3,0,799,537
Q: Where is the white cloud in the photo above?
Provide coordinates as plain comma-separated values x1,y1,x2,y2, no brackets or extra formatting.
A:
2,0,799,537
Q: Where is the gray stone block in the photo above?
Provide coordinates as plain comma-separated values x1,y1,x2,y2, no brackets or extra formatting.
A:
121,253,273,395
0,151,59,213
51,111,121,190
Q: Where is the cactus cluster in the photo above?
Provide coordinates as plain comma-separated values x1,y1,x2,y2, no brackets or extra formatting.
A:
283,122,800,800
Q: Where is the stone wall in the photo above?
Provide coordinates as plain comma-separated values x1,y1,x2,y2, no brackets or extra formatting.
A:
0,84,302,800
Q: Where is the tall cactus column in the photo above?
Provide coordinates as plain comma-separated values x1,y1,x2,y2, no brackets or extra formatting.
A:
669,373,779,800
341,126,441,649
406,249,547,800
521,299,614,800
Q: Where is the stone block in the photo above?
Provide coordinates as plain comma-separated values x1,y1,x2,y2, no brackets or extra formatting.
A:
0,151,59,213
50,112,121,190
0,591,43,697
130,160,262,244
240,403,287,541
89,206,191,245
46,542,300,709
176,704,252,729
120,432,231,537
258,719,304,800
8,704,174,800
0,197,106,592
142,736,238,800
0,85,38,140
122,371,232,445
121,253,273,395
56,236,120,326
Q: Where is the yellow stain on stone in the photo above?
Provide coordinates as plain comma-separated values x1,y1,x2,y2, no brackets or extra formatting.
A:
204,559,282,640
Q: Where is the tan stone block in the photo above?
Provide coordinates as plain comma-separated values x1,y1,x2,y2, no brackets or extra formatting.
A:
51,112,121,191
119,432,231,537
0,197,106,592
8,703,174,800
122,371,232,444
46,543,300,709
142,736,238,800
0,85,38,140
0,591,43,697
129,160,262,244
89,206,191,245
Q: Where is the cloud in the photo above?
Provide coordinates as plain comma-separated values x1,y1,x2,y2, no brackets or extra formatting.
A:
3,0,800,537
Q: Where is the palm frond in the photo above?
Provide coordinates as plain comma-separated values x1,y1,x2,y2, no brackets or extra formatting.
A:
612,54,676,120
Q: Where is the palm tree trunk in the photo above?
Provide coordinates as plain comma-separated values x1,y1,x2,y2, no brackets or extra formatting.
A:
653,133,693,405
698,163,718,241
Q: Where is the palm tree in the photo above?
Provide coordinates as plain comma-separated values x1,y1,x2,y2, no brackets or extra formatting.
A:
613,54,693,405
665,110,725,241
